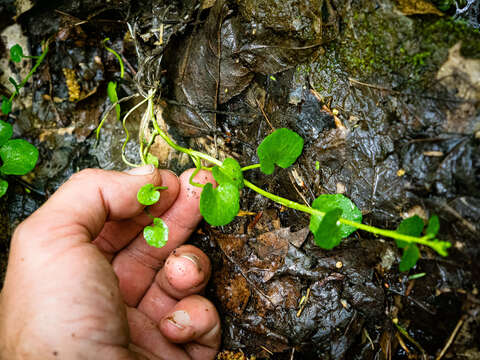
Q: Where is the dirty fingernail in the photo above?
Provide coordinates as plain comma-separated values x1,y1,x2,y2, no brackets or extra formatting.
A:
180,253,200,269
124,164,155,175
167,310,191,329
164,169,179,179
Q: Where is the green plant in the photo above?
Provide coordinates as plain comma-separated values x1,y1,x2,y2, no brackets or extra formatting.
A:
96,38,125,140
126,91,450,272
137,183,169,247
1,43,49,115
0,119,39,198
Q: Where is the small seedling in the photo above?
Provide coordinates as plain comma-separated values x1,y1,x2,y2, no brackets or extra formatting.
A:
0,119,39,198
123,91,450,271
1,42,49,115
137,183,168,247
96,38,126,141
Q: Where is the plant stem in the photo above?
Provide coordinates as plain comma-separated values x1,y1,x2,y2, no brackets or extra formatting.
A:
9,43,49,102
103,38,125,79
121,93,154,167
243,179,437,247
151,109,222,167
148,104,443,252
241,164,261,171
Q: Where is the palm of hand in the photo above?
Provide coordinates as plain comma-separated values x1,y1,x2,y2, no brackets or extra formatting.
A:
0,168,220,360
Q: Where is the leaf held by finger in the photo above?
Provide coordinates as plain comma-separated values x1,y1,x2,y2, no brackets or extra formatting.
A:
144,218,168,248
137,183,161,206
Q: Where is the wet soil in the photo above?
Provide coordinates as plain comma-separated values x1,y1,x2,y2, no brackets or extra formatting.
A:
1,0,480,359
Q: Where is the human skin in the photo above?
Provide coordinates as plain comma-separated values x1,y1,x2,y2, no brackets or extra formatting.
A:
0,165,221,359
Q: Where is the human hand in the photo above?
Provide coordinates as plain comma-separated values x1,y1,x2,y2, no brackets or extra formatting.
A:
0,165,221,359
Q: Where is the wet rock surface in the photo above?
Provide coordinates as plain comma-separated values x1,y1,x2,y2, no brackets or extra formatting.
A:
1,0,480,358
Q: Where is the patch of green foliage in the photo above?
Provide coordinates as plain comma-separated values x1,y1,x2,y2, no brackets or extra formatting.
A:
333,6,480,84
137,183,168,248
130,96,451,271
0,119,39,198
1,43,49,115
432,0,469,12
96,38,126,141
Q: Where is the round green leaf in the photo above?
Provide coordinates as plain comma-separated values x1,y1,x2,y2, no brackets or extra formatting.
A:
257,128,304,175
0,179,8,198
1,96,12,115
0,120,13,147
310,208,343,249
212,158,244,189
395,215,424,248
200,182,239,226
399,244,420,272
0,139,38,175
137,183,161,206
10,44,23,63
144,218,168,248
310,194,362,239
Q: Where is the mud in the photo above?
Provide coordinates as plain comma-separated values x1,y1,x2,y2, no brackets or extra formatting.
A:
1,0,480,359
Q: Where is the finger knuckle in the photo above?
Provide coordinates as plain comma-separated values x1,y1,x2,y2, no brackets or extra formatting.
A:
69,168,102,183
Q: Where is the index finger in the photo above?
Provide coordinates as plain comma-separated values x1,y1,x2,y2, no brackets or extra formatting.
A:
112,169,215,306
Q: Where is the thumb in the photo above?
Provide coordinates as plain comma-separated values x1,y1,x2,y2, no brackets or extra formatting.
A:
19,165,163,245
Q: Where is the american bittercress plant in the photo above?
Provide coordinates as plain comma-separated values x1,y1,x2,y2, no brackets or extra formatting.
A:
102,89,450,272
1,43,49,115
0,42,47,196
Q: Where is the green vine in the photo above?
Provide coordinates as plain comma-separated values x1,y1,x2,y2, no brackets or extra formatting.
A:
97,87,450,272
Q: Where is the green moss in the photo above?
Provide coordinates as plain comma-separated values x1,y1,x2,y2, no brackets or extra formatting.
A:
420,18,480,58
333,8,480,84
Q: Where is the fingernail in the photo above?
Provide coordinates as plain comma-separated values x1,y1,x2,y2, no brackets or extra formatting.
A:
164,169,179,179
180,253,200,269
124,164,155,175
167,310,191,329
